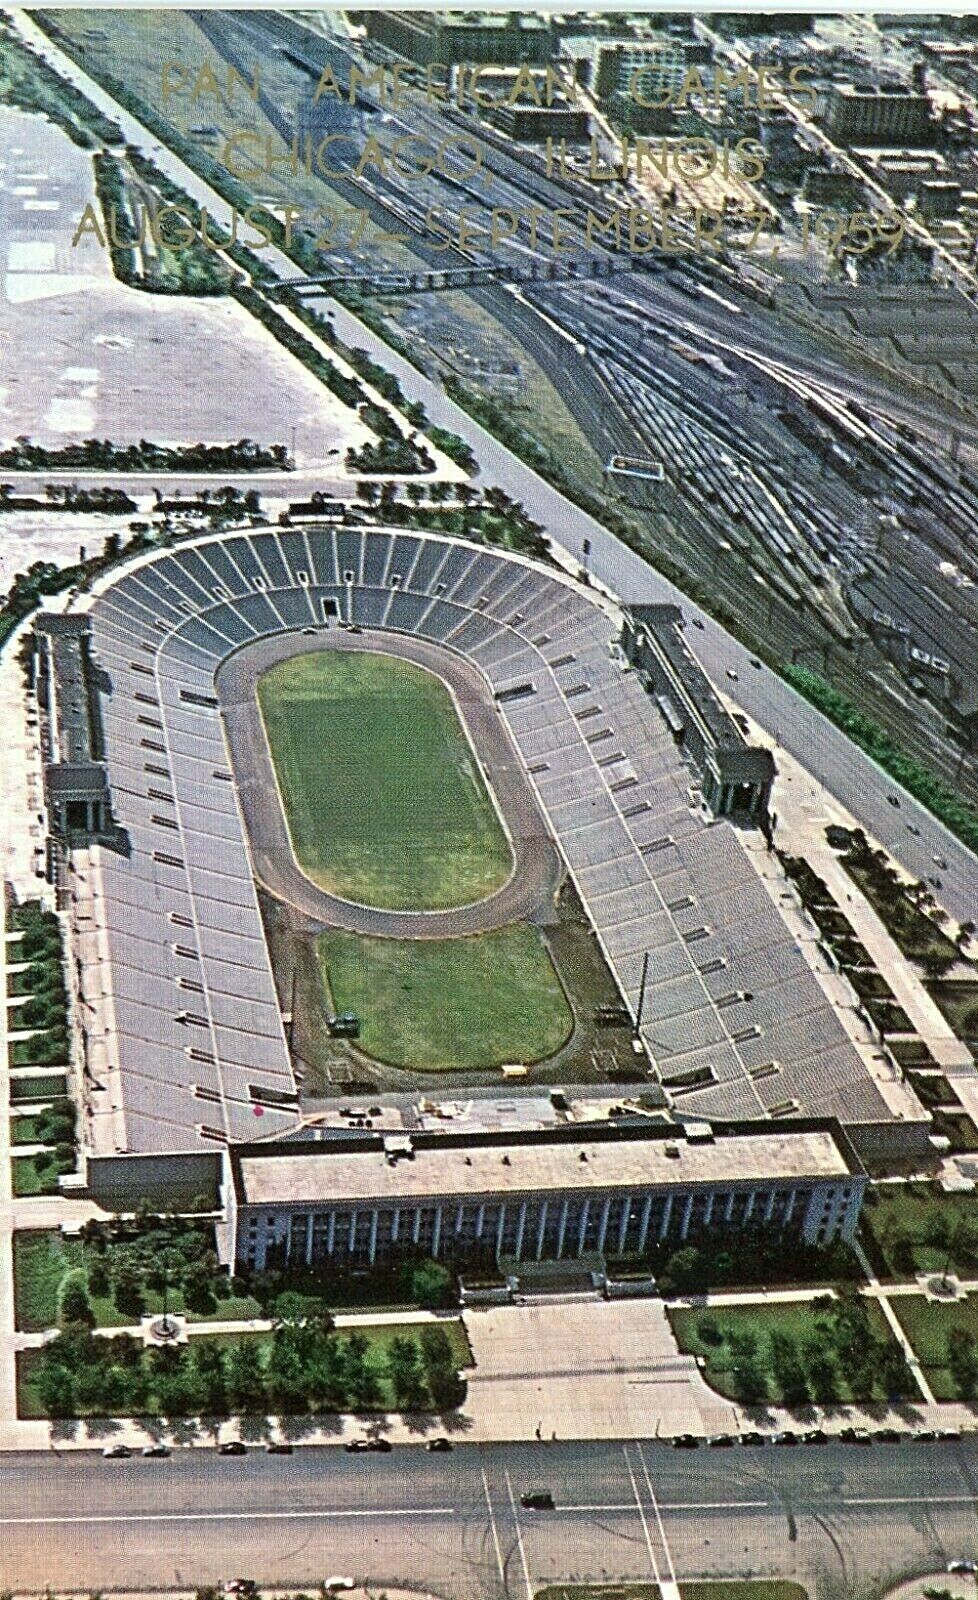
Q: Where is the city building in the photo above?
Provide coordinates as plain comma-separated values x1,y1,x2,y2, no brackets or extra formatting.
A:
360,10,552,68
223,1117,867,1273
621,603,776,821
826,84,936,148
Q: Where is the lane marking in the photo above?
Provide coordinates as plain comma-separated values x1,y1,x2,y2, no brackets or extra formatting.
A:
503,1469,534,1600
0,1509,455,1527
481,1467,506,1588
622,1444,662,1588
636,1440,679,1589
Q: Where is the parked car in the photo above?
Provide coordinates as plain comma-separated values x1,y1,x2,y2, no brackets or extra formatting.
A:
708,1434,734,1447
772,1431,798,1446
739,1432,767,1447
141,1444,171,1458
266,1442,294,1455
520,1491,555,1511
426,1437,453,1452
323,1580,356,1593
102,1444,132,1459
671,1434,700,1449
217,1440,247,1456
874,1429,901,1443
345,1437,392,1453
800,1430,827,1445
947,1561,977,1576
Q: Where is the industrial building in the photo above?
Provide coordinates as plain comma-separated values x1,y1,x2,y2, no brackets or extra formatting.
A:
224,1117,867,1273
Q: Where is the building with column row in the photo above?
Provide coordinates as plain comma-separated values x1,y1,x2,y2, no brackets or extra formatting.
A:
223,1119,866,1275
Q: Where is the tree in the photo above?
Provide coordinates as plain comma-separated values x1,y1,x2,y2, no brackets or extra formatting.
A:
802,1337,838,1405
948,1327,978,1399
111,1261,144,1319
193,1342,228,1414
59,1273,95,1330
407,1259,454,1310
226,1339,267,1413
36,1359,75,1418
727,1330,766,1404
661,1246,703,1293
420,1326,464,1410
387,1335,427,1411
769,1332,809,1407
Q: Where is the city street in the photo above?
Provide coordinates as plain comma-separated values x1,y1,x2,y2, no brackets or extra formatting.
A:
0,1439,975,1596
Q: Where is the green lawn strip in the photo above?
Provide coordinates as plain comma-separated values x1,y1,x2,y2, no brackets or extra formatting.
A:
669,1299,904,1404
18,1319,470,1419
9,1074,68,1103
11,1151,74,1198
859,1183,978,1279
10,1113,51,1145
8,1036,68,1068
318,925,573,1070
256,650,512,910
12,1230,263,1332
890,1294,978,1401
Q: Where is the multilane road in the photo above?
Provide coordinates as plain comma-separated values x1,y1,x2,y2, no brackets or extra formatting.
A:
2,1439,976,1596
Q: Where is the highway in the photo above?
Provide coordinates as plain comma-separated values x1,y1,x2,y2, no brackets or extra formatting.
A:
2,1439,976,1594
13,15,978,923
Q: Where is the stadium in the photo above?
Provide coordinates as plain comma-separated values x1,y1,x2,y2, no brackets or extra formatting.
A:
31,520,927,1246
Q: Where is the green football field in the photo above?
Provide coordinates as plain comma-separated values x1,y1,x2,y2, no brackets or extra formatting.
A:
256,650,513,910
318,926,573,1070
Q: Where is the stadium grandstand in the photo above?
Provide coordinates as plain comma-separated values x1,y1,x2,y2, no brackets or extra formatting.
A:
34,525,928,1201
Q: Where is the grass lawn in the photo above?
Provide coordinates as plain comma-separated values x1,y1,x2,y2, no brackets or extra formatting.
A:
669,1299,901,1404
891,1294,978,1401
318,924,573,1069
257,650,512,910
859,1183,978,1278
10,1112,51,1145
11,1151,74,1198
12,1231,264,1333
9,1073,67,1101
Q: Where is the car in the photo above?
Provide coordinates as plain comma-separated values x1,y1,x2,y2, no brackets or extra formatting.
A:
801,1429,827,1444
671,1434,700,1448
947,1562,977,1576
913,1429,938,1442
102,1444,132,1459
220,1581,256,1596
302,627,317,635
936,1428,962,1442
266,1442,294,1455
426,1437,453,1452
934,855,948,870
323,1580,356,1593
217,1440,247,1456
887,794,900,807
708,1434,734,1447
929,876,943,889
839,1427,871,1445
520,1491,555,1511
907,823,921,836
345,1437,392,1453
874,1428,901,1443
749,658,761,669
692,617,704,629
739,1432,767,1447
141,1443,171,1457
725,668,739,681
368,1106,383,1116
772,1431,798,1446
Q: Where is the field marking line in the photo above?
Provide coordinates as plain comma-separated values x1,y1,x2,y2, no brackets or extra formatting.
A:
503,1468,535,1600
481,1466,507,1589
